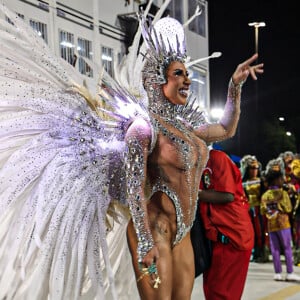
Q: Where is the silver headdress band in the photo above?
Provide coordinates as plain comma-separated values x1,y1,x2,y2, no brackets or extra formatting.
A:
139,14,187,86
138,14,190,120
265,158,285,176
138,14,208,127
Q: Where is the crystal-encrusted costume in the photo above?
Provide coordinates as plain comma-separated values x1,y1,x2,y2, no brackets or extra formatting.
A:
0,4,243,300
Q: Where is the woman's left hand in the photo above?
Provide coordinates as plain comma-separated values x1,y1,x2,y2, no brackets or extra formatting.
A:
232,53,264,85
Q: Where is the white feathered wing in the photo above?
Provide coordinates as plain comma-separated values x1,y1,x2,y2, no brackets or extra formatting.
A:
0,6,145,300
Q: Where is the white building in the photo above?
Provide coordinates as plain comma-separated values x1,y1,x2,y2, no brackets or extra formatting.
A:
2,0,211,109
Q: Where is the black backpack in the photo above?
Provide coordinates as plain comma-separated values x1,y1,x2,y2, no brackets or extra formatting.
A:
190,204,212,278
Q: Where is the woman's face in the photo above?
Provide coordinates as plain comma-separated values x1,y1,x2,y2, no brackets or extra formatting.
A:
248,164,259,179
284,155,293,174
162,61,191,105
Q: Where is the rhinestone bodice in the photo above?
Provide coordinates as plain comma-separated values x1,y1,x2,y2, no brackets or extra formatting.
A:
148,111,209,245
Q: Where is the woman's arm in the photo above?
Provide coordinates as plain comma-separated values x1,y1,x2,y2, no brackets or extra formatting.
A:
278,190,293,214
260,194,268,215
198,189,234,204
124,118,159,266
195,54,264,143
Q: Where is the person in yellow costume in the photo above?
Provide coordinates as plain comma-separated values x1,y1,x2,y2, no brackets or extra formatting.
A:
241,155,268,262
290,156,300,264
261,169,300,282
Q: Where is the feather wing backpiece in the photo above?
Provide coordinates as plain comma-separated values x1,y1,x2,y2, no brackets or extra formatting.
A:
0,2,208,299
0,5,150,300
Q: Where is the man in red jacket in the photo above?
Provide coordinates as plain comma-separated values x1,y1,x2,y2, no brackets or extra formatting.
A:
198,149,254,300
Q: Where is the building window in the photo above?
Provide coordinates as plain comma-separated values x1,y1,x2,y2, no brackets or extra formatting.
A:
166,0,183,23
30,19,48,43
59,30,75,65
188,0,206,37
102,46,114,77
189,67,208,109
38,1,49,12
78,38,93,77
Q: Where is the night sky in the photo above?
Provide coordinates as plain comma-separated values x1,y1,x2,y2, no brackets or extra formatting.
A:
206,0,299,167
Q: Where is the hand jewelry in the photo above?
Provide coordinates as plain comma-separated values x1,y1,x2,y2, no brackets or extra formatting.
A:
137,262,161,289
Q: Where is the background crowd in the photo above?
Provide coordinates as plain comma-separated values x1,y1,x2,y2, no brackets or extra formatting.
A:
239,150,300,278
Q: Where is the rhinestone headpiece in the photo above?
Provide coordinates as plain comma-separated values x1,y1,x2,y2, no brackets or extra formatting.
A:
240,154,262,178
139,14,189,119
140,14,187,86
265,158,285,176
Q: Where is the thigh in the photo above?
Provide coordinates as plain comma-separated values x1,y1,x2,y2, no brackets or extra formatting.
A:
172,233,195,300
269,231,280,251
279,228,292,249
126,212,174,300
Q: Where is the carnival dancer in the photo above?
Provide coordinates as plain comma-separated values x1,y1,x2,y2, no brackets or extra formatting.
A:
279,152,298,247
241,155,268,262
261,168,300,282
290,156,300,265
0,3,264,299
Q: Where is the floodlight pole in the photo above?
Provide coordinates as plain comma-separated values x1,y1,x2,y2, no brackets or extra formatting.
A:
248,22,266,55
248,22,265,153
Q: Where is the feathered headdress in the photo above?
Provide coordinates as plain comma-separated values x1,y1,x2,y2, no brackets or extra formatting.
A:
265,158,285,176
240,154,261,178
